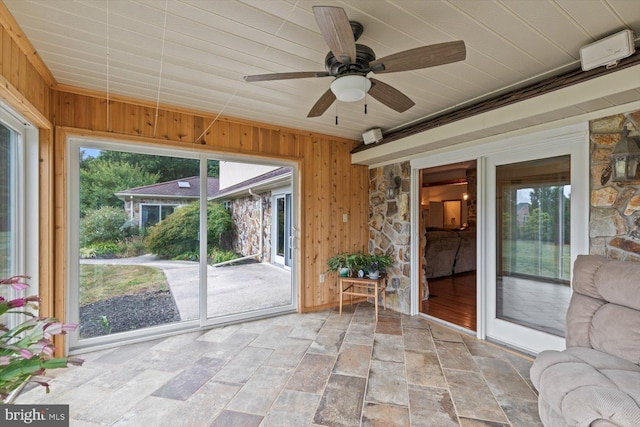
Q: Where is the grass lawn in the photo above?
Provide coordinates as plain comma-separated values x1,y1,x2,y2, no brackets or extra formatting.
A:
503,239,571,280
80,264,169,305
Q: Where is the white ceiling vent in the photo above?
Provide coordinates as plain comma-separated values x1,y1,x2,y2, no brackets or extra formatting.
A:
580,29,635,71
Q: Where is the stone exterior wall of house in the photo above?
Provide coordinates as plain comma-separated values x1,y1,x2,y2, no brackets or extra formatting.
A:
590,110,640,261
229,192,272,261
369,161,411,314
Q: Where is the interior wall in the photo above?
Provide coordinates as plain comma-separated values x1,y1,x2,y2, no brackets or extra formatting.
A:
421,185,469,227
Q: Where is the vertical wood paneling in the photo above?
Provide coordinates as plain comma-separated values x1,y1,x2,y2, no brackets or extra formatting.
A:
1,29,10,78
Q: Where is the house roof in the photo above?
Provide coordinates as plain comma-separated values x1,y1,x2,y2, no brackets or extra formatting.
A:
213,168,291,200
115,176,219,199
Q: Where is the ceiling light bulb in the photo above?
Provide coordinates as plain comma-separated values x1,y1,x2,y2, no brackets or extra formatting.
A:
330,75,371,102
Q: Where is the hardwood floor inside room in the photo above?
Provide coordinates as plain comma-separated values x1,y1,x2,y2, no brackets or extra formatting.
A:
421,271,476,331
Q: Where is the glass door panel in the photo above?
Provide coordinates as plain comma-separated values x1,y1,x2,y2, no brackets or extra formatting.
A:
204,161,294,321
73,146,200,347
496,156,572,337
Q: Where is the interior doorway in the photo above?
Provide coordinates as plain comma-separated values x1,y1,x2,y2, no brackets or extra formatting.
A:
419,160,477,331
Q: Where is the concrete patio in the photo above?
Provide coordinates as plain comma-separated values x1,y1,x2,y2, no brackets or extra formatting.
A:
81,255,292,320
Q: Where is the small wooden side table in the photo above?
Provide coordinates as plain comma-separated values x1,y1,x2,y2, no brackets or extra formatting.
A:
338,275,387,321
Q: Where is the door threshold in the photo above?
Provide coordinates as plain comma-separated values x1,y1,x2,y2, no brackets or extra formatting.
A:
417,313,477,338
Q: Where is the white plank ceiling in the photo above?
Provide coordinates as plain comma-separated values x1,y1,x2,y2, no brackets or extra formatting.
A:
4,0,640,143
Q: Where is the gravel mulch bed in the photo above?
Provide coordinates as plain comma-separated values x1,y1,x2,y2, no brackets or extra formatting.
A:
79,290,181,338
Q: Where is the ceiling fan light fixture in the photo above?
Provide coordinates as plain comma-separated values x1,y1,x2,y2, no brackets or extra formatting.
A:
330,75,371,102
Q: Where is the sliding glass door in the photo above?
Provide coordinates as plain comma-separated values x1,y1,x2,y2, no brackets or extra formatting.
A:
68,139,297,352
485,129,588,353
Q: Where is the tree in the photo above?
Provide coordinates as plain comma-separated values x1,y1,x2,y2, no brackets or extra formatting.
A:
97,151,219,181
523,208,553,242
528,186,570,244
80,159,159,215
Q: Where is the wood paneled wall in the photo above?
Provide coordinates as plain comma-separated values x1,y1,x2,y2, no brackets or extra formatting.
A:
51,91,369,313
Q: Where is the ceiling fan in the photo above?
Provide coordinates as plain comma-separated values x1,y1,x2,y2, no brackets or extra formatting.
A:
244,6,466,118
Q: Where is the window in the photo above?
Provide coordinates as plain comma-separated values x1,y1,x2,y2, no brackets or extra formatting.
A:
140,204,177,228
0,104,38,325
0,122,13,279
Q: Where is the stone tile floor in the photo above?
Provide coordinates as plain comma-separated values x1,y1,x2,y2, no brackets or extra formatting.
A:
16,303,542,426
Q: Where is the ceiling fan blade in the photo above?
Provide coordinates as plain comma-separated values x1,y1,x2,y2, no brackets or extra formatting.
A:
307,88,336,117
244,71,330,82
368,78,415,113
370,41,466,73
313,6,356,64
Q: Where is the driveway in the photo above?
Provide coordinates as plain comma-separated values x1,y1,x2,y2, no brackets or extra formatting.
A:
81,254,292,319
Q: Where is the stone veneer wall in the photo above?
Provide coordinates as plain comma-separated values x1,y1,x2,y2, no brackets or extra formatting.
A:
229,192,272,261
590,110,640,261
369,161,411,314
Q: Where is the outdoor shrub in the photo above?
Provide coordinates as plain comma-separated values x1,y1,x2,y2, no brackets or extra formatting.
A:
209,249,240,264
172,250,199,261
85,241,120,257
80,207,128,246
146,201,233,259
117,236,147,258
79,247,97,259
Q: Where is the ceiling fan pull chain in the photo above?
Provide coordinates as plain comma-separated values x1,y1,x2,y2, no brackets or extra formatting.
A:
335,102,339,125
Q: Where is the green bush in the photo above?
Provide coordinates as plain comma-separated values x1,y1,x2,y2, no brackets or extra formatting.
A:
146,201,233,259
172,250,199,261
80,207,128,246
117,236,147,258
79,247,97,259
85,241,120,257
209,249,240,264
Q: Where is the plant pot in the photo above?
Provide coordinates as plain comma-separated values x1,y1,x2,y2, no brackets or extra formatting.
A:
368,271,380,279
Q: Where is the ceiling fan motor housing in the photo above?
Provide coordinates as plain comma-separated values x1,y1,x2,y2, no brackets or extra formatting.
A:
324,44,376,76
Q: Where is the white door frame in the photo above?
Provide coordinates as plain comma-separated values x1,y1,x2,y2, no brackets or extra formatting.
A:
411,122,589,351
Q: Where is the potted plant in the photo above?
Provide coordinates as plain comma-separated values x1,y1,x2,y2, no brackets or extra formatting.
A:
326,252,351,277
366,254,393,279
0,275,83,403
326,251,368,277
326,251,392,278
